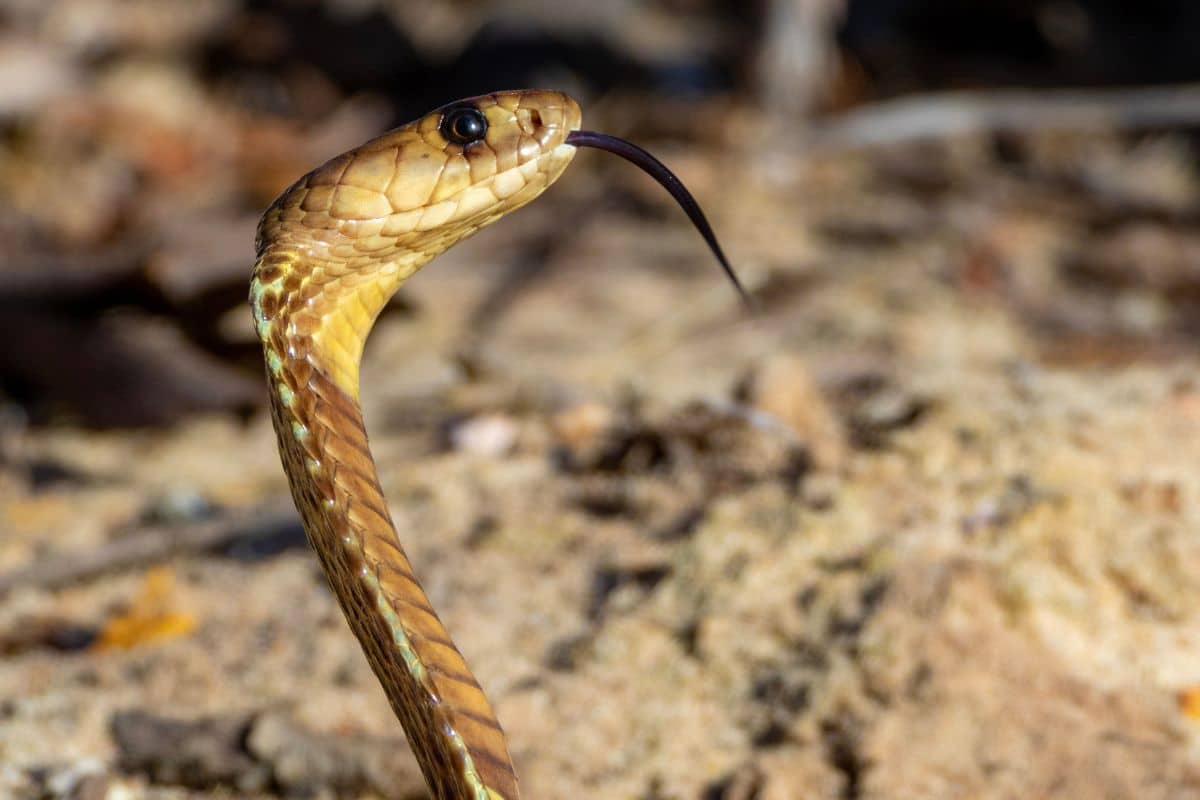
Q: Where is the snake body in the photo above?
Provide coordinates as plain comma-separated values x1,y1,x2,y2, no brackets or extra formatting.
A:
251,89,743,800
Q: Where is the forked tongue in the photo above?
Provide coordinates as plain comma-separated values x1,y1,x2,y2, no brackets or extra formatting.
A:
565,130,752,308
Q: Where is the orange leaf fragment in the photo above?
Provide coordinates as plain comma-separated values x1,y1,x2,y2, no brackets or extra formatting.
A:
1178,686,1200,720
94,566,197,651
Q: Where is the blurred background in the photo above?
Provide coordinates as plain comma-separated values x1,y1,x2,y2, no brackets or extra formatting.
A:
2,0,1200,426
2,1,1199,798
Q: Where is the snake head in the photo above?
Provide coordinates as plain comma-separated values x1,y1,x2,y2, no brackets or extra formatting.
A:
255,90,582,267
391,90,583,230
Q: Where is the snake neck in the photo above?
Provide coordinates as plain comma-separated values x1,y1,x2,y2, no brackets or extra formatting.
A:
250,243,422,397
251,248,520,800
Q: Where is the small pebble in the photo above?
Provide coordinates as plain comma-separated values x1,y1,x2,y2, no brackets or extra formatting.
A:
449,413,519,457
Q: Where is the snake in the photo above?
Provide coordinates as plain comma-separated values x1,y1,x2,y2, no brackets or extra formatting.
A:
250,89,747,800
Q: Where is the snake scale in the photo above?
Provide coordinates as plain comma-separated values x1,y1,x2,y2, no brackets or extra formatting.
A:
250,89,746,800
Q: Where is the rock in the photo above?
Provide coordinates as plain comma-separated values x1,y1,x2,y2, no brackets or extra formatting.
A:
740,353,846,469
0,41,78,118
247,711,424,799
110,710,267,792
446,412,520,457
551,401,617,460
842,379,928,448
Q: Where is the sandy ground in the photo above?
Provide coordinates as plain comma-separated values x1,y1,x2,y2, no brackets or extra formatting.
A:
2,128,1200,799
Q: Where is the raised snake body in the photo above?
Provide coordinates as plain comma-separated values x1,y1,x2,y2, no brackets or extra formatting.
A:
251,90,743,800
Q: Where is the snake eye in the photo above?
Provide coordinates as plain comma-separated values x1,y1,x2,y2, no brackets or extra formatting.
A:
440,106,488,146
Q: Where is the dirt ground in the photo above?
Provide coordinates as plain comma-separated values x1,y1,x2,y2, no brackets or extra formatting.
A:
2,112,1200,800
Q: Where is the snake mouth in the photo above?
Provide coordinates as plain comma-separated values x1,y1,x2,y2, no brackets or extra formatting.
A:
565,130,751,308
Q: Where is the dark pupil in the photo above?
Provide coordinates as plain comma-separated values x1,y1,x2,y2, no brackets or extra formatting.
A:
444,108,486,144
